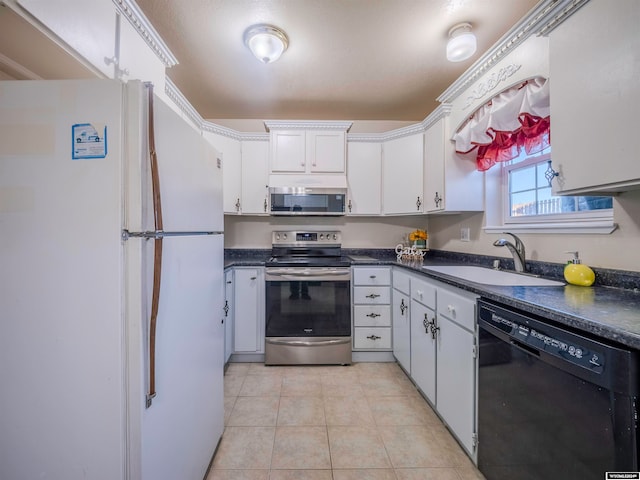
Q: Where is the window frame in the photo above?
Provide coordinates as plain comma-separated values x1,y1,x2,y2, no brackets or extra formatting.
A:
482,149,617,235
502,152,614,225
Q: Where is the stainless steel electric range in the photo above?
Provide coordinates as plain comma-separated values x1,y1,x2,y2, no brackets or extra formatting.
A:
264,230,352,365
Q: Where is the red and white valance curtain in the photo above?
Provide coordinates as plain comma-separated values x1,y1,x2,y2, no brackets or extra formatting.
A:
453,76,550,171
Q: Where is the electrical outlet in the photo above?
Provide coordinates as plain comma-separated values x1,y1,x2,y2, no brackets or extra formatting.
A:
460,227,471,242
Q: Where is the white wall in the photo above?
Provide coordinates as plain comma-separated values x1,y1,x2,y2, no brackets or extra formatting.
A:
427,189,640,272
224,215,428,250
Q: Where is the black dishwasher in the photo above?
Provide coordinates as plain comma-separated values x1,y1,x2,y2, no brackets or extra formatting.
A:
478,299,639,480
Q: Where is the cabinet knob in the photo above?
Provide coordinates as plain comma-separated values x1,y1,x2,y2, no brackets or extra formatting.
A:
434,192,442,208
365,293,381,299
545,160,559,187
235,198,241,212
416,196,422,210
366,334,381,340
430,317,440,340
400,298,407,315
250,276,257,280
366,312,381,318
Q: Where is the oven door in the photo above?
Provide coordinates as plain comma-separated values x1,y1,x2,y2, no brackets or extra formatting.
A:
265,267,352,365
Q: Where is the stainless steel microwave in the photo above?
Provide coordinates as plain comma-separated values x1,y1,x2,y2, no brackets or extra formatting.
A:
269,186,347,216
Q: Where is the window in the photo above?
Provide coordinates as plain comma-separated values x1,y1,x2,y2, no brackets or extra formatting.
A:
503,147,613,225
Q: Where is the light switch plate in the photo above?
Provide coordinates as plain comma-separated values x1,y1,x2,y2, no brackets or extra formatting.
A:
460,227,471,242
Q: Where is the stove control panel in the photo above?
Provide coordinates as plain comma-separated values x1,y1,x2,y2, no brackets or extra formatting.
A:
272,230,342,245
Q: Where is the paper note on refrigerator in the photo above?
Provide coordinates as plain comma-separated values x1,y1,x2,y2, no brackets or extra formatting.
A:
72,123,107,159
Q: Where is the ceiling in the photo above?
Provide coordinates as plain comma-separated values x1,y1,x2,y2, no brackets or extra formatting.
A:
0,0,541,122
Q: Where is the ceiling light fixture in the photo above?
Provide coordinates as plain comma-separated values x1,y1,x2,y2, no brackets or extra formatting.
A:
243,24,289,64
446,22,477,62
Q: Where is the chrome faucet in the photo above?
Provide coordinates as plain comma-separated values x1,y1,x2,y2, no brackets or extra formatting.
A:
493,233,526,272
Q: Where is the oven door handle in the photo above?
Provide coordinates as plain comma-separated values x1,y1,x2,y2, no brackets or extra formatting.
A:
266,338,351,347
266,270,351,281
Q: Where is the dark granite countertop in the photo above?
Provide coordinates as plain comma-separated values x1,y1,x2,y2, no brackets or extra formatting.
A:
224,248,640,350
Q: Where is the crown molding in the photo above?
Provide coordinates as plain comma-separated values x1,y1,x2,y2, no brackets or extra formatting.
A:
264,120,353,132
112,0,179,68
165,77,204,130
348,104,452,143
437,0,590,104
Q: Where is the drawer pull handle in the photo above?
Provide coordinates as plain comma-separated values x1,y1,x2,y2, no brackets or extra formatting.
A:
400,298,407,315
369,275,377,279
366,293,381,299
367,335,382,340
366,313,381,318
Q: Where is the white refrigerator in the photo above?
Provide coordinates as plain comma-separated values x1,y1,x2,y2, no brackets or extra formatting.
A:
0,79,225,480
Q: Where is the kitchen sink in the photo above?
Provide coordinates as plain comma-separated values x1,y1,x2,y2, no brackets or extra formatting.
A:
423,265,565,287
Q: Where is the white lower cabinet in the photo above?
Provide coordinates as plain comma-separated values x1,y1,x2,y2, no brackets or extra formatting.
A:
352,266,392,351
409,276,438,404
232,267,265,353
410,299,437,404
392,267,479,460
392,269,411,373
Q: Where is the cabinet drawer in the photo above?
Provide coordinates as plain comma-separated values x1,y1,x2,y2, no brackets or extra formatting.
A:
437,287,477,331
354,305,391,327
353,327,392,349
392,269,411,293
353,286,390,304
353,267,391,286
411,277,437,309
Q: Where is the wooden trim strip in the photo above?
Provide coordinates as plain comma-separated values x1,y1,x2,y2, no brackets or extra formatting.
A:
146,82,164,408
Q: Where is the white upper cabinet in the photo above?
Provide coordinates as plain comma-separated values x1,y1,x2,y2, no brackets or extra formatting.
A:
382,133,424,215
117,14,167,91
347,142,382,215
15,0,117,78
266,121,351,175
549,0,640,194
270,130,307,172
424,115,484,213
269,130,346,174
204,132,242,214
307,131,346,173
241,139,270,215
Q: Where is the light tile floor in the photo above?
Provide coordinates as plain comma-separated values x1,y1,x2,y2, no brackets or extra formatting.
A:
208,362,486,480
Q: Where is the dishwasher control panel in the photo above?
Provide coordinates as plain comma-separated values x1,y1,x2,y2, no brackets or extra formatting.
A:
478,302,605,374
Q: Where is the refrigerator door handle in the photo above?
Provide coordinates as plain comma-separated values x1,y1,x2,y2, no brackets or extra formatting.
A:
122,230,223,240
146,82,163,409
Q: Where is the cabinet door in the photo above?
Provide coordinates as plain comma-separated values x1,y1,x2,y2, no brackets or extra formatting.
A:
270,130,306,172
17,0,116,78
437,314,476,455
241,139,270,214
224,270,234,363
424,119,445,212
233,268,264,353
410,299,436,404
392,289,411,373
118,15,166,89
307,131,345,173
347,142,382,215
204,132,241,214
382,134,424,214
549,0,640,194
